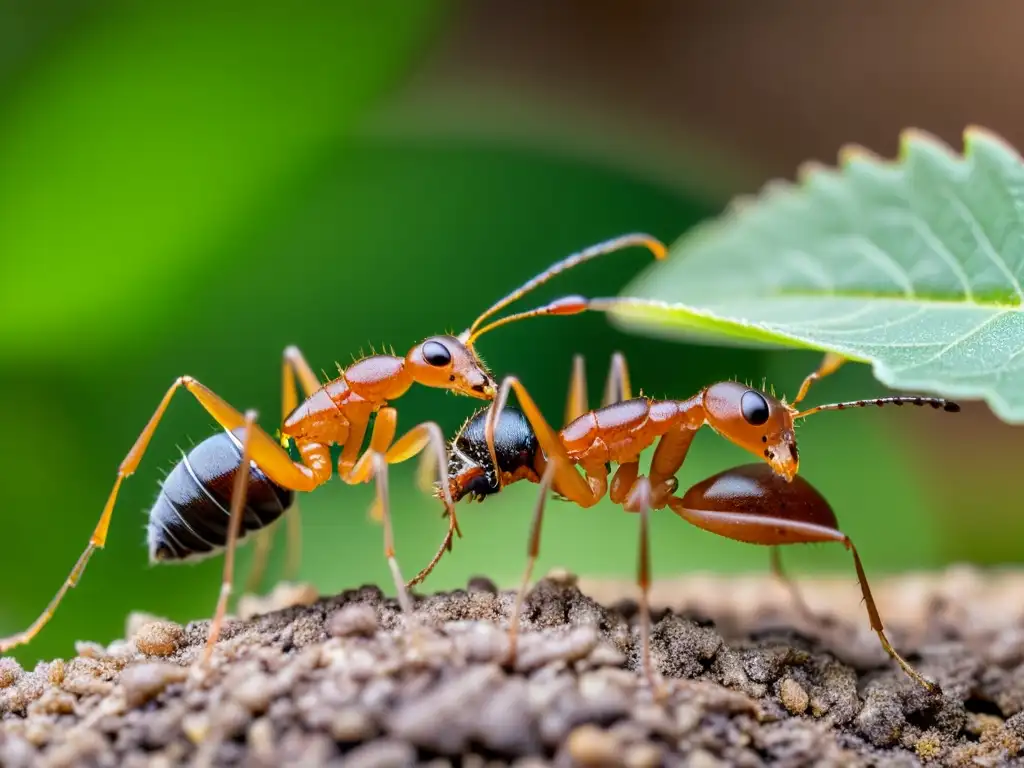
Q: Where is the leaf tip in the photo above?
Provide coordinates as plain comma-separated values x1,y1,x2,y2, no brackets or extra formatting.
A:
964,124,1023,162
837,142,883,168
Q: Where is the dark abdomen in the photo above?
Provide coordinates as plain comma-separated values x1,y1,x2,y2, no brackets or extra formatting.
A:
147,430,294,563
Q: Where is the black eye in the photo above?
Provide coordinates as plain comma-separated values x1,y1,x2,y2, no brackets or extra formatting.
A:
741,390,770,426
422,340,452,367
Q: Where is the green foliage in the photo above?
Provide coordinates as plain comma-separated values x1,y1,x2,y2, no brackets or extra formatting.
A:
612,128,1024,423
0,0,447,363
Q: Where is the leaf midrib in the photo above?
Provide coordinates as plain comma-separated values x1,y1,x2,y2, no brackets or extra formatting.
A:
663,288,1023,312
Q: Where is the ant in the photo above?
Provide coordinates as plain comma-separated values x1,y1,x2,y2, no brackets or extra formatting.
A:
0,234,667,663
419,351,959,695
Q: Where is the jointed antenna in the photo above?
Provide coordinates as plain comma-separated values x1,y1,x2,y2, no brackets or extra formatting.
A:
795,395,960,420
460,233,666,345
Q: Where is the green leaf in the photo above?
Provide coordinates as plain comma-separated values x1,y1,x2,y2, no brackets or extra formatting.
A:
611,127,1024,423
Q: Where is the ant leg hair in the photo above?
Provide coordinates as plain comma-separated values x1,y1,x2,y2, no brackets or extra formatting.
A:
601,351,633,407
565,354,589,426
507,461,558,665
769,546,819,626
624,475,666,699
0,377,320,654
791,351,847,407
486,375,598,505
667,499,939,694
201,409,258,665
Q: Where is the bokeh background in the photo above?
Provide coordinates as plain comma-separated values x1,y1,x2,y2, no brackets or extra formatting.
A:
2,1,1021,666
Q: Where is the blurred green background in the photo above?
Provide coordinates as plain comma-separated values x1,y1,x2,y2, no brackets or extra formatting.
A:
1,1,1020,665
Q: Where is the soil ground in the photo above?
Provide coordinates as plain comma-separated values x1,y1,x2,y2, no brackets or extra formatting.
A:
1,565,1023,767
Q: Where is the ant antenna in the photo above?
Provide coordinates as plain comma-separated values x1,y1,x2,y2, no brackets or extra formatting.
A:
459,233,667,345
795,395,960,420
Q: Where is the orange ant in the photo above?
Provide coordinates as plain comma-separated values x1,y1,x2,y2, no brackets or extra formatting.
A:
418,351,959,695
0,234,667,663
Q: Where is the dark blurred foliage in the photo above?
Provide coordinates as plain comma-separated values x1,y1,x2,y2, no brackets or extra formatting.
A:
0,1,1017,666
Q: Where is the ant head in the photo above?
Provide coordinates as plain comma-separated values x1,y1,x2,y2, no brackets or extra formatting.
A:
407,335,496,400
441,405,542,502
702,381,799,481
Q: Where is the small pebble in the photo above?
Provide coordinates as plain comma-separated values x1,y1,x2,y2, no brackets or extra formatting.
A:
467,576,498,594
120,662,187,708
625,743,663,768
328,604,379,638
567,724,622,766
343,738,416,768
74,640,109,659
0,658,22,688
47,660,66,686
329,706,375,742
133,621,184,657
779,677,809,715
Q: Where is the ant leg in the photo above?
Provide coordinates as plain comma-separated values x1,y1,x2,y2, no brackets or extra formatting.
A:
486,375,598,506
791,351,847,407
769,546,818,626
371,420,461,588
201,409,258,666
0,377,322,654
245,345,325,591
507,461,558,665
667,500,939,694
647,427,699,493
601,351,633,407
624,476,666,699
565,354,589,426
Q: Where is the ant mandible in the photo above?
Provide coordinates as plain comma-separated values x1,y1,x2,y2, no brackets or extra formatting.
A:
420,351,958,695
0,234,666,663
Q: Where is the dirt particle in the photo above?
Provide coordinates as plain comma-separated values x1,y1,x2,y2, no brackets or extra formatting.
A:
133,620,184,657
342,738,416,768
329,706,375,742
120,662,186,708
566,724,623,766
915,730,944,761
0,658,22,688
856,685,905,747
779,677,809,715
513,625,599,672
328,604,379,638
466,576,498,594
624,742,662,768
47,659,65,686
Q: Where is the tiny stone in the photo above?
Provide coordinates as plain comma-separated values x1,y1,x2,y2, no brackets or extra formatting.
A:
329,706,375,742
544,567,578,587
686,749,727,768
231,673,275,714
248,718,276,760
566,724,622,766
133,621,184,657
0,658,22,688
327,604,379,638
467,576,498,594
125,611,171,641
121,662,187,708
182,712,210,744
779,677,809,715
74,640,108,659
47,659,66,686
342,738,416,768
625,743,663,768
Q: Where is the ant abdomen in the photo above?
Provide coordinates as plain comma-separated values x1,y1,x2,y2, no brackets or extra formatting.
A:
147,429,294,563
675,463,839,544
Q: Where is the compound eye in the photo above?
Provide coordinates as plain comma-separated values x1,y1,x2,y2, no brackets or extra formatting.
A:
422,340,452,367
740,390,770,426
